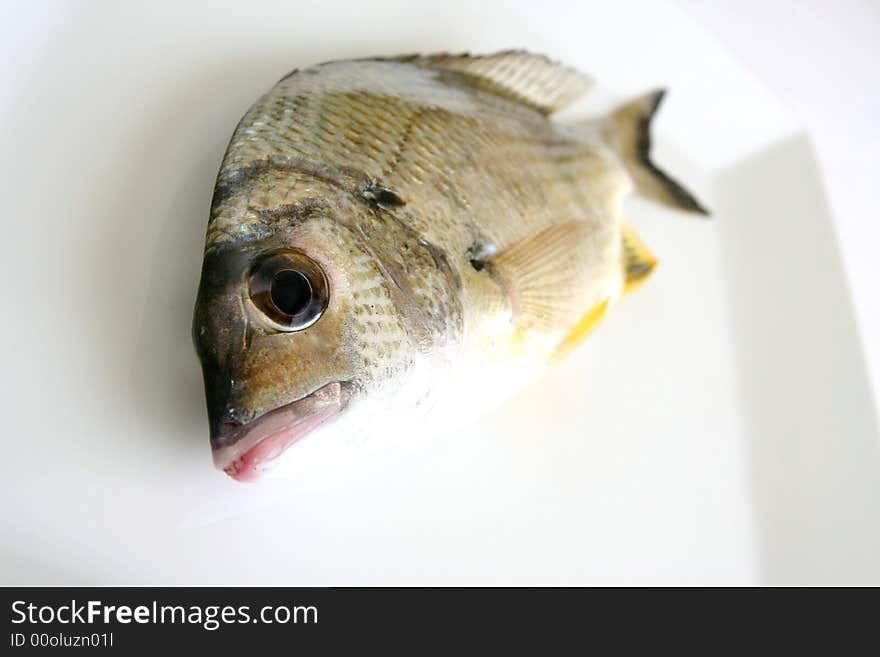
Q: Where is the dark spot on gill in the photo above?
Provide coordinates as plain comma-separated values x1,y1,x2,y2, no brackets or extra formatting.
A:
467,238,496,272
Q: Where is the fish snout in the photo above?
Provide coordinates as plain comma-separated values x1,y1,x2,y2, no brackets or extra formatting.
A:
198,359,255,450
209,405,255,449
208,381,348,482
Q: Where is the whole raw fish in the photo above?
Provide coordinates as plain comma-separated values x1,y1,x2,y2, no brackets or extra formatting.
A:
192,51,707,481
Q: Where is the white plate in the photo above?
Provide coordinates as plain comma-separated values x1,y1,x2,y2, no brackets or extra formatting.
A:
2,0,878,584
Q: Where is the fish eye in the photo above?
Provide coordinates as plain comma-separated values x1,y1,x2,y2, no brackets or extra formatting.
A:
271,270,311,315
248,250,329,331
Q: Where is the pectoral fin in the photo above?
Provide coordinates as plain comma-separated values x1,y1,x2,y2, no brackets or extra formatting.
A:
548,222,656,363
477,220,616,364
480,221,593,335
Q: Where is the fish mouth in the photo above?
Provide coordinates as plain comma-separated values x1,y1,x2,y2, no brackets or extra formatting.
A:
211,381,345,482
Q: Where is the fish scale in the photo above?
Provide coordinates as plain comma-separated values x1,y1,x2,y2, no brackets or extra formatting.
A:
216,67,603,260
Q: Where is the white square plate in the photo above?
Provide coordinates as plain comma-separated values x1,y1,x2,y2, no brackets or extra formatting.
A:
2,0,878,584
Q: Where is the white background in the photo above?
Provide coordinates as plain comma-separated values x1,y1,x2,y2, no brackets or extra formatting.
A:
1,0,878,585
678,0,880,421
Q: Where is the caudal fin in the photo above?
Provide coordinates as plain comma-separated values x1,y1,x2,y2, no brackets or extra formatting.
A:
602,90,709,216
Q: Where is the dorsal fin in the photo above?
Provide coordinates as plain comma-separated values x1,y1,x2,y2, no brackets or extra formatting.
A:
399,50,593,115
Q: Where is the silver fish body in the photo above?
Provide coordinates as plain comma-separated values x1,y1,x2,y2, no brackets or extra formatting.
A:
192,51,706,481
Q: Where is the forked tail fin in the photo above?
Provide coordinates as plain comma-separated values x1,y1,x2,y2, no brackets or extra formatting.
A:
602,90,709,216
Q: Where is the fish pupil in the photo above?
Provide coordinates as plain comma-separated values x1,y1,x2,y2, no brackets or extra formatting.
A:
270,270,311,316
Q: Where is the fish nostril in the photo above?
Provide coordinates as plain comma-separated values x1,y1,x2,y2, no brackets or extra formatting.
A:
220,406,243,426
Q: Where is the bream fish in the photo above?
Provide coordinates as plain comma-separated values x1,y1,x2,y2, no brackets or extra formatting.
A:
192,51,707,482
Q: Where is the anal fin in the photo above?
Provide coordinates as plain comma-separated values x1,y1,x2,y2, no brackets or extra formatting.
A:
621,221,658,294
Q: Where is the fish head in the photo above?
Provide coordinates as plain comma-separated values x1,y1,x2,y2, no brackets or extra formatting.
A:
193,201,427,482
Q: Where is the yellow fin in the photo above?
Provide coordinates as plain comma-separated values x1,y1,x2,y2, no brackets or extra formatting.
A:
621,222,658,294
552,298,609,365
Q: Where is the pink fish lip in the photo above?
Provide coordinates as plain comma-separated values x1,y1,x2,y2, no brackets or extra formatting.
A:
211,381,345,482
